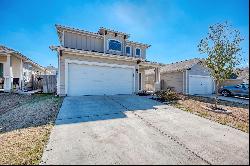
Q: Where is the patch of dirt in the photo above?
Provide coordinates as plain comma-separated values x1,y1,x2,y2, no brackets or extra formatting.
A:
0,94,64,165
173,95,249,133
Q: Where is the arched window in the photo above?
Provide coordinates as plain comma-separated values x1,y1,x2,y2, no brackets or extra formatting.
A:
108,39,122,51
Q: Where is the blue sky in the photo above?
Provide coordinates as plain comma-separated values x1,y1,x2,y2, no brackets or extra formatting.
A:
0,0,249,67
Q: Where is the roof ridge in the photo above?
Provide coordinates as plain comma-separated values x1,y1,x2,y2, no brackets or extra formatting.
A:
168,58,202,65
99,27,130,36
56,24,102,36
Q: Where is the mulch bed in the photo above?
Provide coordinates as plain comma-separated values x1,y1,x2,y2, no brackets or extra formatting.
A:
172,95,249,133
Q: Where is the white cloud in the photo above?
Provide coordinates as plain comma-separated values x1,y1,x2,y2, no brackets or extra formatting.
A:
103,1,161,38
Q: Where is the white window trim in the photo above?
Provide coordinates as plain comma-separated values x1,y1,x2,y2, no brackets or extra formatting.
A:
125,46,132,56
135,47,141,57
64,59,136,95
107,39,122,52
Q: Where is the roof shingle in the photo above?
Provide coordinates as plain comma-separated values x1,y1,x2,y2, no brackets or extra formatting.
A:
145,58,204,75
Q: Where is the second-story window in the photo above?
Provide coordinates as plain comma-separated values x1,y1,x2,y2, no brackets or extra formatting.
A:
108,39,121,51
126,46,131,55
135,48,141,56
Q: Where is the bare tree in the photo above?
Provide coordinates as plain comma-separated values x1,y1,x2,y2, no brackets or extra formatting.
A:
198,22,243,109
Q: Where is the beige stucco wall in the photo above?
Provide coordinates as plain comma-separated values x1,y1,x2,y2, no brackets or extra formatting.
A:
145,74,155,91
59,52,140,95
11,55,22,78
0,55,22,78
0,56,7,62
161,71,184,93
145,71,184,93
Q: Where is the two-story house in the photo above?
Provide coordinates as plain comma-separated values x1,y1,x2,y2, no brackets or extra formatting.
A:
51,25,161,96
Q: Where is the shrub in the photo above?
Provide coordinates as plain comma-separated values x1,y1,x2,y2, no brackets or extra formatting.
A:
137,90,150,96
155,89,180,101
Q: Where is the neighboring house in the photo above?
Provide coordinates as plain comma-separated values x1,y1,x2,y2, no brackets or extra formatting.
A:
45,65,58,75
51,25,161,96
219,67,249,87
145,58,215,95
0,45,46,92
236,67,249,84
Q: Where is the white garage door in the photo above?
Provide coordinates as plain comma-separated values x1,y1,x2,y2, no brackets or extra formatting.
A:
189,75,214,95
67,63,134,96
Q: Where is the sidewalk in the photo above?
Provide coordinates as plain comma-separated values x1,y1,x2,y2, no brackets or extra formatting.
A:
195,94,249,105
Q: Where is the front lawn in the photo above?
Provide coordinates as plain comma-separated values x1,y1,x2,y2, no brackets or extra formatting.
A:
0,93,64,165
171,95,249,133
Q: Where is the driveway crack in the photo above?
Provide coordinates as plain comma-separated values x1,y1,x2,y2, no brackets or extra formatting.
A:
107,96,212,165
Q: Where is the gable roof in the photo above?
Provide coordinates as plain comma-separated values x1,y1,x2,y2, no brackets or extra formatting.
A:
55,24,150,48
145,58,204,75
0,45,45,71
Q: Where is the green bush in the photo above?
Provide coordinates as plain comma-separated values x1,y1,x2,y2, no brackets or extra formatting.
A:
155,89,180,101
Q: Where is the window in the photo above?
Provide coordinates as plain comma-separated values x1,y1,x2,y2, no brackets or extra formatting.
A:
126,46,131,55
135,48,141,56
0,63,3,77
108,39,121,51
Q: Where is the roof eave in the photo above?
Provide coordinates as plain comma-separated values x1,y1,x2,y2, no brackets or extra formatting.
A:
50,46,144,62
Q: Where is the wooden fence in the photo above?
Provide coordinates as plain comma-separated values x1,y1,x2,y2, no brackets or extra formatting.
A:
38,75,57,93
220,79,244,87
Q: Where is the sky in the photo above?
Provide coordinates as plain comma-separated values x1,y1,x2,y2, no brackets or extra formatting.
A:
0,0,249,68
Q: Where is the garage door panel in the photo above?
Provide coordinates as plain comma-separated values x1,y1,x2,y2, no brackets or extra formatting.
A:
68,63,134,96
189,75,213,95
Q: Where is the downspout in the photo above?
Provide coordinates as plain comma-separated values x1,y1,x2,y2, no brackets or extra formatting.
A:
20,58,23,90
58,49,62,95
183,71,185,94
103,30,106,54
185,69,189,94
136,60,141,93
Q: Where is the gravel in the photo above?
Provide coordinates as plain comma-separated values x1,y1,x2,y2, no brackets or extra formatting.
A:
0,93,63,165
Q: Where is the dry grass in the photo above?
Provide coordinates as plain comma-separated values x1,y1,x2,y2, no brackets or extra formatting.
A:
0,93,64,165
171,95,249,133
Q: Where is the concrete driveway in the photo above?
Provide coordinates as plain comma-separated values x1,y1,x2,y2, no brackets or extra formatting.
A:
41,95,249,165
